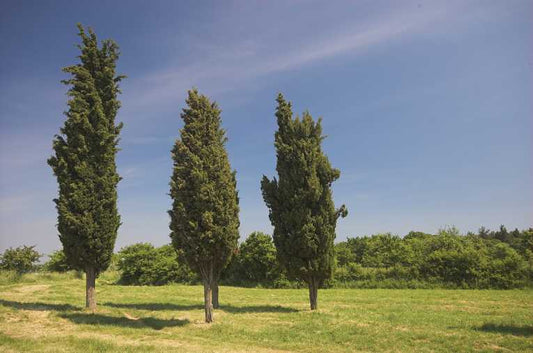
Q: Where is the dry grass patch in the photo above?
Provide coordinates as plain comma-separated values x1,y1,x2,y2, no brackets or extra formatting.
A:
12,285,50,294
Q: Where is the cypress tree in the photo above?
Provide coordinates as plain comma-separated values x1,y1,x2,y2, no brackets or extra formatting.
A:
48,24,124,310
169,89,239,323
261,93,347,310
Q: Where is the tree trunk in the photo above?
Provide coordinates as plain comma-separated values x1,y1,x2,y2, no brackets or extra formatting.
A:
308,277,318,310
212,280,219,309
203,280,214,323
86,266,96,310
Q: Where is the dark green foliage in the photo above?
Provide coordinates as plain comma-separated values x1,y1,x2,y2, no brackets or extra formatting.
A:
235,232,279,284
223,232,283,286
261,94,347,309
334,227,531,289
0,246,41,274
486,242,528,288
117,243,197,285
43,250,73,272
169,89,239,321
48,24,123,276
169,89,239,278
477,225,532,256
108,227,530,289
334,240,358,267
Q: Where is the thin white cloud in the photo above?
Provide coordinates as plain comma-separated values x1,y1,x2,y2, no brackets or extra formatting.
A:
249,8,447,76
123,4,450,110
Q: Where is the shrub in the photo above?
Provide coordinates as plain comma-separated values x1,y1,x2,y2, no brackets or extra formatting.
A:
485,243,528,288
224,232,282,286
333,227,530,289
0,245,40,274
117,243,197,285
43,250,72,272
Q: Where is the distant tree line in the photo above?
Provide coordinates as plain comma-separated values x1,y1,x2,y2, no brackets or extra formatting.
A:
8,225,525,289
334,226,532,289
133,226,533,289
115,226,531,289
2,225,531,291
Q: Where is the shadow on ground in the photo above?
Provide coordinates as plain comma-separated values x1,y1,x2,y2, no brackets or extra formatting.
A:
475,323,533,337
0,299,80,311
104,301,298,313
59,312,189,330
222,304,298,313
0,299,189,329
104,302,204,311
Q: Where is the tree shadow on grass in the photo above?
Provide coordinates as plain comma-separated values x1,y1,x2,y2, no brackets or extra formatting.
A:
1,298,298,315
103,301,298,313
475,323,533,337
0,299,189,330
103,302,203,311
221,304,298,313
59,312,189,330
0,299,80,312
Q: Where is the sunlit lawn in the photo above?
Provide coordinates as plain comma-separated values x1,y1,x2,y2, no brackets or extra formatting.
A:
0,272,532,352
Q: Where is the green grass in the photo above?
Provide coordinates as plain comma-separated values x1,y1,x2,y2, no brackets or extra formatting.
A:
0,272,532,352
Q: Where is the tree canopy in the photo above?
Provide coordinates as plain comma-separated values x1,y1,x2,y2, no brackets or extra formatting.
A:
261,93,347,309
48,24,124,309
169,89,240,322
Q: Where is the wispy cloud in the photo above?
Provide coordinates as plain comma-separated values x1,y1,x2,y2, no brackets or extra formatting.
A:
246,7,447,76
123,4,450,110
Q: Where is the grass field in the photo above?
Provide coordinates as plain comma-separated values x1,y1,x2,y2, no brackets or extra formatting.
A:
0,272,532,352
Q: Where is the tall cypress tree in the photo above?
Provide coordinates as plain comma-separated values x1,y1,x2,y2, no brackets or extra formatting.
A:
48,24,124,310
169,89,239,323
261,93,347,310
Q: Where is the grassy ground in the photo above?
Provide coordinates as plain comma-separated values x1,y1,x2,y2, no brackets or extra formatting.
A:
0,272,531,352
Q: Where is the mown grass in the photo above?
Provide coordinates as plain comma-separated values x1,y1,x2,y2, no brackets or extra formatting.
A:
0,272,532,352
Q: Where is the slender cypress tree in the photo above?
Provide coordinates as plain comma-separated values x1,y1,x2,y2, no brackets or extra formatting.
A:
169,89,239,323
48,24,124,310
261,93,347,310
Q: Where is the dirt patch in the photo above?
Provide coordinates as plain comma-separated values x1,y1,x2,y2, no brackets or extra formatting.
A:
123,312,140,320
13,285,50,294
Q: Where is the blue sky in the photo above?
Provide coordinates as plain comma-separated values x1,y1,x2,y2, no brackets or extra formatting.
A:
1,0,531,256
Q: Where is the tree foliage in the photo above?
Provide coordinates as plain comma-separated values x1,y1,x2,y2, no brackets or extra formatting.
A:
48,24,123,275
334,226,531,289
117,243,197,285
43,250,73,272
104,226,530,289
169,89,239,322
0,246,41,274
261,93,347,309
223,232,282,286
48,24,124,309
